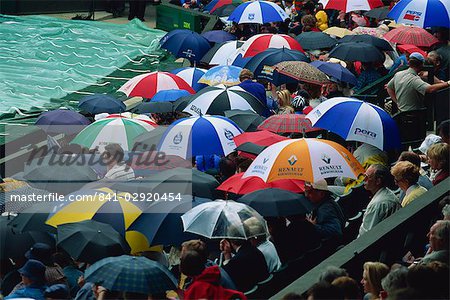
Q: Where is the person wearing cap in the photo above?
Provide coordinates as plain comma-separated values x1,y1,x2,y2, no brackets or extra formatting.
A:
386,52,450,113
5,259,47,300
390,161,428,207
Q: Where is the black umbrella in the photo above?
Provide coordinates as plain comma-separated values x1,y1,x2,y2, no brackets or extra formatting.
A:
224,109,265,132
8,202,58,234
133,102,174,114
338,34,393,51
212,4,239,16
295,31,337,50
133,126,168,152
237,188,311,217
235,142,267,156
57,220,130,264
364,7,390,20
329,42,385,62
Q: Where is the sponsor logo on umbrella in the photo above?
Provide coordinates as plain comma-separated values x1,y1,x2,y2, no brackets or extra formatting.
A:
173,132,183,144
403,10,421,22
354,128,377,139
313,110,322,118
321,154,331,164
190,105,202,115
288,154,298,166
248,13,255,20
224,129,235,140
182,49,196,58
263,157,270,164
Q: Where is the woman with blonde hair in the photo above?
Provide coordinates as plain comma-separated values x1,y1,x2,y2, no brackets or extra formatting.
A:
276,89,295,114
361,262,389,300
427,143,449,185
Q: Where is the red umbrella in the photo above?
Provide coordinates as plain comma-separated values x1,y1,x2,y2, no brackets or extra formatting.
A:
217,172,305,195
233,130,288,147
257,114,320,133
384,26,439,48
397,44,427,58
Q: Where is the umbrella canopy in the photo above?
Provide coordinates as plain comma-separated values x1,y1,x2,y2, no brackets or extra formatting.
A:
212,3,239,16
237,188,311,217
201,30,237,43
35,109,91,135
387,0,450,28
182,85,268,117
217,172,305,195
352,26,387,38
306,97,401,150
132,126,168,151
320,0,383,13
57,220,130,264
244,138,364,182
323,27,355,38
364,6,390,19
338,34,393,51
328,42,385,62
118,71,195,99
150,89,191,103
181,200,268,239
224,109,265,132
244,48,309,80
205,0,242,12
235,142,267,159
295,32,338,50
236,34,303,58
104,113,157,127
160,29,211,63
133,102,175,114
127,152,191,176
78,94,126,114
234,130,288,147
257,114,319,134
71,117,155,152
170,67,208,92
157,115,243,159
397,44,427,57
228,0,288,24
272,61,330,85
198,65,242,86
310,60,357,85
85,255,177,295
201,40,244,66
383,26,439,48
8,202,58,233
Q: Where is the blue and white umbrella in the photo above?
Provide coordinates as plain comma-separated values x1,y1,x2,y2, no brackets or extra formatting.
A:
170,67,208,92
228,0,289,24
158,115,243,159
306,97,401,150
387,0,450,28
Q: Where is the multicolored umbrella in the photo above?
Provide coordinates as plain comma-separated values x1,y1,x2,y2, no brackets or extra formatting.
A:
35,109,91,135
118,71,195,99
212,3,239,16
320,0,383,13
383,26,439,48
198,65,242,86
201,40,244,66
170,67,208,92
201,30,237,43
71,117,155,152
243,138,364,182
272,61,330,85
160,29,211,63
228,0,289,24
257,114,319,134
338,34,393,51
306,97,401,150
323,27,355,38
78,94,126,114
236,34,303,58
329,42,385,62
295,32,338,50
387,0,450,28
310,60,357,85
105,112,158,127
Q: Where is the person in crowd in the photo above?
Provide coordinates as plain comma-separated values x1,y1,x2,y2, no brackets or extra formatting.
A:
44,283,70,299
318,266,348,284
52,252,83,298
302,82,327,109
442,204,450,221
396,151,433,192
436,119,450,144
407,262,449,299
426,142,449,185
218,157,236,183
360,261,389,300
301,14,319,32
331,276,361,300
276,89,295,114
128,0,147,22
314,3,328,31
380,267,408,299
5,259,47,300
238,69,267,107
358,165,400,237
417,220,450,265
390,161,427,207
306,281,344,300
101,143,135,181
354,62,382,92
427,51,448,81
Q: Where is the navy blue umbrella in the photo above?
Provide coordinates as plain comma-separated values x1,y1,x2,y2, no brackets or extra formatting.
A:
329,42,385,63
78,94,126,114
160,30,211,64
201,30,237,44
244,47,309,80
35,109,91,134
295,32,337,50
310,61,357,85
338,34,393,51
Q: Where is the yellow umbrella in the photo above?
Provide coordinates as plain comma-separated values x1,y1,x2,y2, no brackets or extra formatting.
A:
324,27,355,38
125,231,163,255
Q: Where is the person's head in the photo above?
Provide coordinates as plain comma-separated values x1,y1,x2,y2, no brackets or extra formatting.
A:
408,52,425,72
237,158,252,173
381,267,408,298
239,69,254,82
103,143,125,166
390,161,420,191
304,179,331,204
277,89,292,107
427,220,450,251
52,252,75,269
426,142,449,171
306,281,344,300
301,14,317,32
331,276,361,300
302,82,322,99
181,239,208,260
318,266,349,284
398,151,421,168
18,259,46,286
364,164,392,194
244,216,267,246
25,243,53,266
427,51,442,70
442,204,450,220
361,261,389,296
219,157,236,180
436,119,450,144
302,1,315,14
180,249,206,277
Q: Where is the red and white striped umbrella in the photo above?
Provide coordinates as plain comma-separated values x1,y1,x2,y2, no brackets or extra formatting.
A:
236,34,304,58
118,71,195,99
105,112,158,127
320,0,383,13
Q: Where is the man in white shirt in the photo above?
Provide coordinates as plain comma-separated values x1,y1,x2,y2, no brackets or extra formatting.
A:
101,143,135,181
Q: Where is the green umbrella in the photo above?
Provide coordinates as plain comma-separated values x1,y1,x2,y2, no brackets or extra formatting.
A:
133,126,167,152
8,202,58,234
224,109,265,132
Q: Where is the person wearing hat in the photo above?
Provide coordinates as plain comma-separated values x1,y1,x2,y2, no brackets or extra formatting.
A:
386,52,450,113
5,259,47,300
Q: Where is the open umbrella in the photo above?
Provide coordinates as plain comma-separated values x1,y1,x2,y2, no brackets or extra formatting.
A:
181,200,268,239
201,30,237,44
306,97,401,150
387,0,450,28
212,4,239,16
57,220,130,264
295,32,338,50
78,94,126,114
85,255,177,295
235,142,267,159
160,29,211,63
323,27,355,38
127,152,191,177
132,126,168,151
320,0,383,13
228,0,288,24
272,61,330,85
310,60,357,85
257,114,319,134
236,34,303,59
133,102,175,114
383,26,439,48
364,6,390,19
198,65,242,86
201,40,244,66
397,44,427,57
35,109,91,135
205,0,242,12
338,34,393,51
170,67,208,92
233,130,289,153
329,42,385,62
150,89,191,103
8,202,58,233
244,138,364,182
224,109,265,132
104,113,158,127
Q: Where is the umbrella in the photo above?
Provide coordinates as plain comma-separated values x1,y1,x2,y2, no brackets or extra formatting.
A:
328,42,385,62
35,109,91,135
397,44,427,57
78,94,126,114
306,97,401,150
310,60,357,85
228,0,289,24
212,4,239,16
157,115,243,159
181,200,268,239
133,102,175,114
85,255,177,295
323,27,355,38
234,130,288,147
170,67,208,92
364,6,390,19
8,202,58,233
205,0,242,13
182,85,268,117
71,117,155,152
243,48,309,80
132,126,168,151
352,26,387,38
104,113,157,127
224,109,265,132
118,71,195,99
113,168,221,199
150,89,191,103
338,34,393,51
387,0,450,28
198,65,243,86
201,40,244,66
217,172,305,195
235,142,267,159
235,34,303,59
237,188,311,217
201,30,237,43
243,138,364,182
160,29,211,63
383,26,439,48
257,114,319,134
57,220,130,264
272,61,330,85
127,152,191,176
319,0,383,13
295,32,338,50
